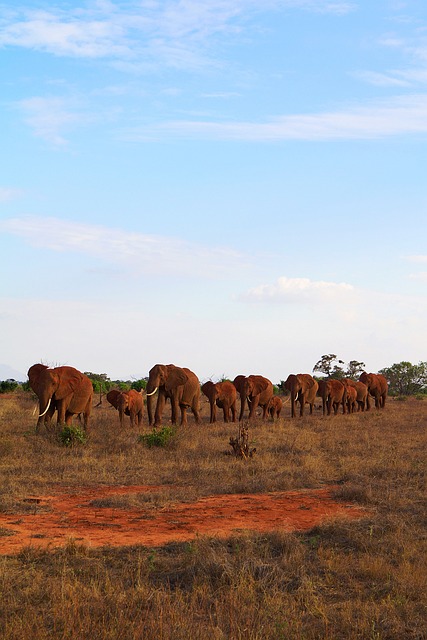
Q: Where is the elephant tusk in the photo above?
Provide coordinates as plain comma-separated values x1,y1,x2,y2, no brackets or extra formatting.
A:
146,387,158,397
38,397,51,418
32,404,38,416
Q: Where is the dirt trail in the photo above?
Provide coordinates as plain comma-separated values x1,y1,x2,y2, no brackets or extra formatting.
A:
0,485,365,555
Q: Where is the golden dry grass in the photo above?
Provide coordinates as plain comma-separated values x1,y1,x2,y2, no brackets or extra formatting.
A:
0,392,426,639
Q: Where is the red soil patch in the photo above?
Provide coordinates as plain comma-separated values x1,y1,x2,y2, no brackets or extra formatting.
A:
0,485,365,555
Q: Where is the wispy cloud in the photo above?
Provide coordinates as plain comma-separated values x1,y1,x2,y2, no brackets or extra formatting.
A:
17,96,90,145
0,1,355,68
242,276,354,304
0,187,22,202
123,94,427,141
0,216,248,277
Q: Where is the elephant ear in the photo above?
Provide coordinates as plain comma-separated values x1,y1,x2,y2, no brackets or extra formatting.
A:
106,390,121,409
233,375,246,394
250,375,269,395
201,381,216,398
165,366,188,391
54,368,83,399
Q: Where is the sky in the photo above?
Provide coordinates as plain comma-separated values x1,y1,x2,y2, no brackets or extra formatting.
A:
0,0,426,384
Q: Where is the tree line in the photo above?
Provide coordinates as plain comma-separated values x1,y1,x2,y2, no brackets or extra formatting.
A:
1,356,427,396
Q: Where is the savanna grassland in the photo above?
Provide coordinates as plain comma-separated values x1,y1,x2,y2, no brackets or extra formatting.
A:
0,392,426,639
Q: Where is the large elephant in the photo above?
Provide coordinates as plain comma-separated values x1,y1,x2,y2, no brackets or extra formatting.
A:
317,379,345,416
342,378,368,412
28,363,93,431
235,374,273,421
106,389,144,427
359,372,388,409
284,373,318,418
201,380,237,423
145,364,200,427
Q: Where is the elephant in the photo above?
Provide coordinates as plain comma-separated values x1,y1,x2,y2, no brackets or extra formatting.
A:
145,364,200,428
284,373,319,418
359,372,388,409
234,374,274,421
28,363,93,431
317,379,345,416
342,378,368,412
201,380,237,423
267,395,283,420
344,385,358,413
106,389,144,427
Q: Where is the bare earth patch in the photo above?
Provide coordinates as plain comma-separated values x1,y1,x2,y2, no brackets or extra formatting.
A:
0,485,366,555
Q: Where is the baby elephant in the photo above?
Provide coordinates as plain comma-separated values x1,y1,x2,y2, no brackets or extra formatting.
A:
268,396,283,420
201,380,237,423
106,389,144,427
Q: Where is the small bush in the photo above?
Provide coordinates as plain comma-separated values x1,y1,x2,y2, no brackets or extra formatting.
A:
138,425,177,448
58,425,87,447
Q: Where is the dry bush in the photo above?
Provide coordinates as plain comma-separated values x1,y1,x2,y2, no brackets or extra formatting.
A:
0,393,426,639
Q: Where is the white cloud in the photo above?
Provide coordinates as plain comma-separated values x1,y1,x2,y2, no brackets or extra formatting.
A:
124,94,427,141
242,276,354,304
0,1,355,67
0,216,248,277
17,96,90,145
0,187,22,202
407,254,427,263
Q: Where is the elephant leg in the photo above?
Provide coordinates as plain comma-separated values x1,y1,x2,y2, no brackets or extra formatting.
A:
261,402,269,420
222,404,229,422
248,397,259,419
179,404,188,426
154,393,166,427
231,403,237,423
191,400,200,425
299,394,305,417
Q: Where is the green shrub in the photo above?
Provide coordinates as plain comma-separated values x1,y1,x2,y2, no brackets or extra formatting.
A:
138,426,177,448
58,425,87,447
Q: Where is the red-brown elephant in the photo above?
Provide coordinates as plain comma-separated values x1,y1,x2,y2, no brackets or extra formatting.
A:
359,372,388,409
344,385,358,413
267,395,283,420
342,378,368,412
234,374,273,421
28,363,93,432
201,380,237,423
145,364,200,427
317,379,345,416
106,389,144,427
284,373,318,418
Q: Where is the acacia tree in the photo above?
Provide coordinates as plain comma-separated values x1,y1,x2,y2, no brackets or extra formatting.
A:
313,355,365,380
379,362,427,395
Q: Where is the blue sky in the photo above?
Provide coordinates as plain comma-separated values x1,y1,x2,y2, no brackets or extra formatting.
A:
0,0,426,383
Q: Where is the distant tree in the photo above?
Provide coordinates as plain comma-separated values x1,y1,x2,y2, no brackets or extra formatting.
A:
345,360,366,379
0,379,19,393
313,355,366,380
131,378,148,392
379,361,427,396
84,372,113,394
313,354,345,379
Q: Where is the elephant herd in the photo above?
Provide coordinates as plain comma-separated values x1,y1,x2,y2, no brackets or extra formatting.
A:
27,362,389,432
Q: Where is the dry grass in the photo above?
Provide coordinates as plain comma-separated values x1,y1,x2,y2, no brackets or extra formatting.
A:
0,392,426,639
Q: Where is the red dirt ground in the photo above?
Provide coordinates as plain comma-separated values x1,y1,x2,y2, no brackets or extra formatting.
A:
0,485,366,555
